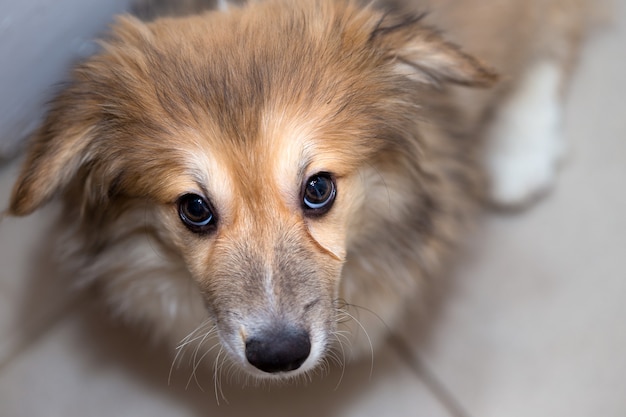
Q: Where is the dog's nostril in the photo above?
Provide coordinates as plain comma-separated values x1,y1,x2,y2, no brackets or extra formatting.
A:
245,326,311,374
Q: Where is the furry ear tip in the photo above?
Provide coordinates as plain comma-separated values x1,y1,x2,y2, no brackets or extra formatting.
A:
8,199,29,218
8,183,41,217
466,65,500,88
439,45,500,88
436,53,500,88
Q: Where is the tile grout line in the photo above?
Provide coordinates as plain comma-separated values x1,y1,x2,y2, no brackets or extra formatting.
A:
0,295,83,373
388,333,476,417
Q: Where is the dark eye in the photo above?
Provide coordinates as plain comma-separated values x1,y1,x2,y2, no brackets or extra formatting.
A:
302,173,336,215
177,194,216,233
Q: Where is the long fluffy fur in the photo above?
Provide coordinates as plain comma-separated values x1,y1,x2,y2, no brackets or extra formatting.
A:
8,0,591,379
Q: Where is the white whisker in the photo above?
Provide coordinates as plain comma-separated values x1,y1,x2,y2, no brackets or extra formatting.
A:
331,333,347,390
185,326,219,391
213,347,230,405
169,320,213,385
337,308,375,380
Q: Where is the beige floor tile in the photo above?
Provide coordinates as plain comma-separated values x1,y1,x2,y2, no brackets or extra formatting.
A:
416,6,626,417
0,308,452,417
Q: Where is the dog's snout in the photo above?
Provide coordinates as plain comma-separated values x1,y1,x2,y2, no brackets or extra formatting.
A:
245,325,311,374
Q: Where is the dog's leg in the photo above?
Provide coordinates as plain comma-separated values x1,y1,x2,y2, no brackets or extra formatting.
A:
485,60,566,207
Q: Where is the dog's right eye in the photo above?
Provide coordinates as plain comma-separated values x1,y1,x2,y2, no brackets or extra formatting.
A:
177,194,216,234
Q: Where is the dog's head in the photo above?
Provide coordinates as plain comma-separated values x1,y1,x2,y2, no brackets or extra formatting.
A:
9,0,495,378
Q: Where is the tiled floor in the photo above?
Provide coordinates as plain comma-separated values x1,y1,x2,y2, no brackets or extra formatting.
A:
1,3,625,417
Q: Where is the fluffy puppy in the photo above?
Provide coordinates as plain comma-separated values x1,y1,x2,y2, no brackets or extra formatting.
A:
8,0,591,379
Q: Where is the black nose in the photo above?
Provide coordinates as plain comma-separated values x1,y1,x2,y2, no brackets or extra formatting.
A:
245,325,311,374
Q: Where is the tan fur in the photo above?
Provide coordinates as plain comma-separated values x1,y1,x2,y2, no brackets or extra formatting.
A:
8,0,591,379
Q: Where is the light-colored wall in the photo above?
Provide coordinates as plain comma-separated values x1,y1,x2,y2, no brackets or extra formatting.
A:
0,0,133,159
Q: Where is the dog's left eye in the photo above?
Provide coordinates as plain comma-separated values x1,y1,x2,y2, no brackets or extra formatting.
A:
302,173,336,215
177,194,216,233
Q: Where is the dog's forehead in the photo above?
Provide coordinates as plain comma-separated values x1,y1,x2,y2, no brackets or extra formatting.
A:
97,2,405,205
180,109,326,214
126,2,385,138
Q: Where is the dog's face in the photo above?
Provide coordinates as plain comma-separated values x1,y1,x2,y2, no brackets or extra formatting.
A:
9,0,494,378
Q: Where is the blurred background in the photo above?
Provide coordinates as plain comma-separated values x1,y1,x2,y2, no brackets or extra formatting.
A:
1,1,625,416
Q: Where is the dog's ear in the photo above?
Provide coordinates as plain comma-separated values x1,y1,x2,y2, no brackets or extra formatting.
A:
8,85,99,216
9,16,153,217
371,13,498,87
